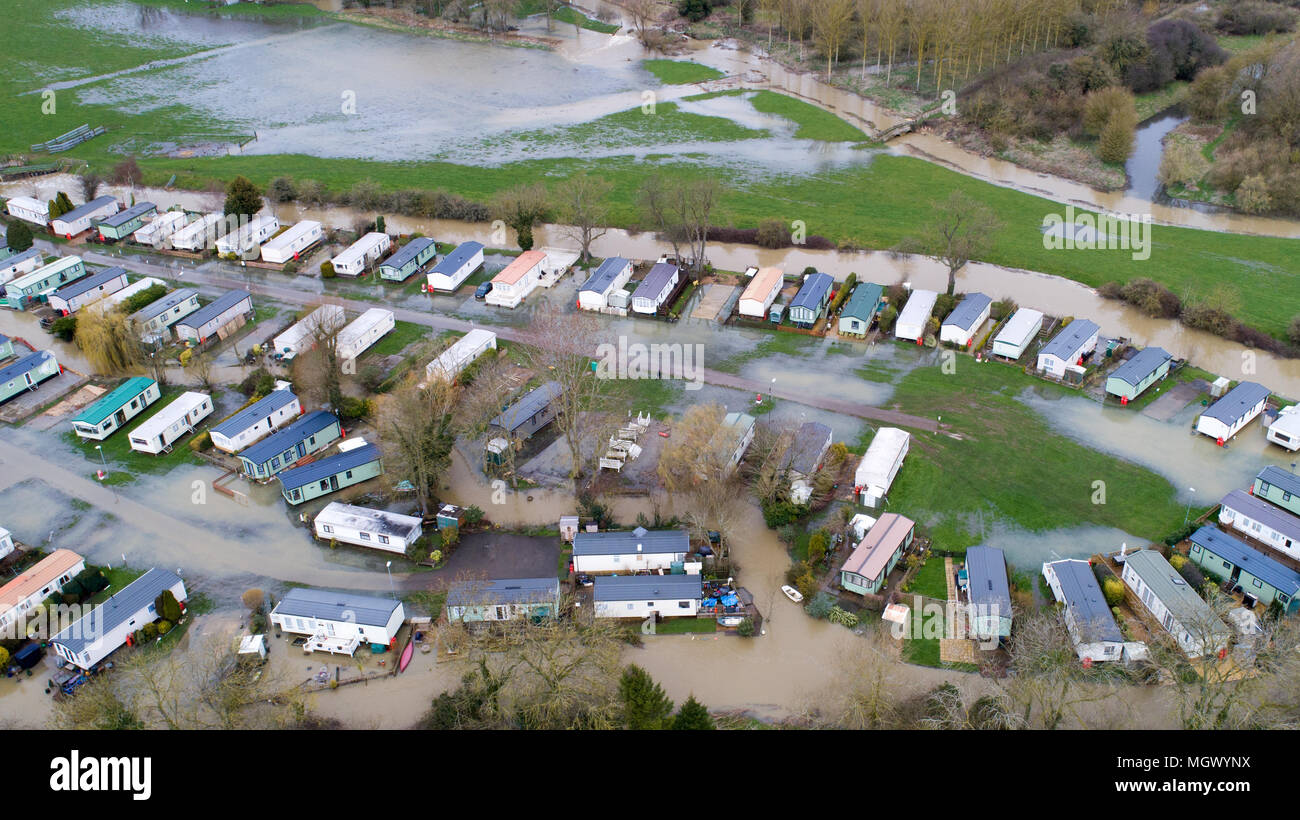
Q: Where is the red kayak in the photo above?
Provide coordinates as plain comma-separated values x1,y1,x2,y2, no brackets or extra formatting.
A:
398,640,414,673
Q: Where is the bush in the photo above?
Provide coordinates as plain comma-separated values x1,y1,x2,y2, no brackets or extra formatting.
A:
1082,86,1136,137
736,617,755,637
1177,560,1206,592
877,304,899,334
1288,315,1300,347
931,293,957,321
762,500,808,528
338,396,373,422
157,620,173,635
155,589,182,622
441,524,460,548
239,367,276,398
1102,577,1126,607
188,431,213,452
5,219,33,252
142,622,159,640
1159,139,1210,188
267,176,298,202
50,315,77,342
75,568,108,595
1236,175,1272,214
121,283,167,315
806,592,836,619
755,218,791,248
807,529,829,565
1216,2,1297,35
1098,116,1136,164
463,505,485,525
320,260,336,278
60,578,86,602
1119,278,1182,318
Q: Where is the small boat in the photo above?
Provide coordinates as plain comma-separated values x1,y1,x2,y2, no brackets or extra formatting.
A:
398,640,414,673
781,585,804,604
718,615,745,627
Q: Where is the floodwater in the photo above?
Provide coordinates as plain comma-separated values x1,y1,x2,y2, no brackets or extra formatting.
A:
1127,112,1188,202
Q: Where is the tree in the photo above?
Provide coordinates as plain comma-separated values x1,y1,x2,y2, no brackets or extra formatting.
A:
154,589,182,623
555,172,612,262
79,172,104,203
672,694,715,729
375,371,459,516
1098,116,1136,164
994,609,1116,730
6,219,33,252
75,308,145,375
223,175,263,218
267,176,298,202
1236,174,1272,214
111,157,142,187
638,175,720,275
241,588,265,612
190,350,216,392
619,664,674,729
919,191,1001,295
289,303,348,411
809,0,856,78
518,304,620,479
492,183,549,252
657,402,747,541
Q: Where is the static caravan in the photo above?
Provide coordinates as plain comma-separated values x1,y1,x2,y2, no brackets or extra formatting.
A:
1253,465,1300,518
426,241,484,291
594,575,702,620
260,220,323,264
278,440,384,505
939,292,992,347
0,248,42,284
992,308,1044,361
132,210,188,247
787,272,833,328
1036,319,1100,380
0,334,11,361
4,256,86,310
97,276,163,313
854,427,910,507
839,513,914,596
1218,489,1300,562
131,288,200,344
631,262,680,315
173,290,253,344
1105,347,1173,402
1042,559,1139,663
270,587,404,655
1188,525,1300,613
47,266,128,315
838,282,883,335
738,266,783,318
0,527,11,561
332,232,391,277
572,527,690,575
578,256,633,311
486,249,547,308
96,202,156,241
208,387,301,453
1121,550,1230,658
169,213,224,252
965,546,1012,640
488,380,562,442
336,308,394,363
1267,406,1300,452
313,501,422,555
0,350,60,405
0,550,87,636
70,377,159,440
236,410,340,480
51,196,118,238
51,568,187,670
787,421,832,504
446,577,560,623
1195,381,1269,443
377,236,436,282
215,214,279,256
127,391,213,454
424,328,497,384
893,288,938,342
271,303,346,361
722,411,756,469
5,196,48,225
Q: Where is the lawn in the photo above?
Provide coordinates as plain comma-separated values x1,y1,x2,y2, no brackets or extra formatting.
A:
489,102,767,151
653,617,717,634
749,90,871,142
642,59,726,85
711,325,815,374
617,374,684,419
364,320,430,359
551,5,620,34
906,555,950,600
886,360,1186,546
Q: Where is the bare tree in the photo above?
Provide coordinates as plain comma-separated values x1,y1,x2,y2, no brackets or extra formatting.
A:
555,172,612,263
809,0,856,78
80,172,104,203
517,304,619,480
375,371,460,516
994,608,1119,730
638,175,720,276
916,190,1002,296
656,402,747,540
287,303,348,411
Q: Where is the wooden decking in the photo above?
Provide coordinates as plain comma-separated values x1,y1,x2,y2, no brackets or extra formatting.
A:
938,556,978,664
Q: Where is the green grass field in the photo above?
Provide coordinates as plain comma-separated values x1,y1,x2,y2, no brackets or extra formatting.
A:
886,359,1186,547
61,385,205,480
642,59,726,85
749,90,870,142
551,6,620,34
906,555,950,600
364,320,430,359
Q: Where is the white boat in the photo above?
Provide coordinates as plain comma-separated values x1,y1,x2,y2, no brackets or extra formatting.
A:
718,615,745,627
781,585,804,604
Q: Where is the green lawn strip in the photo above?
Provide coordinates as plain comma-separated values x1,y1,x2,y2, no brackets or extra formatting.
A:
642,59,726,85
748,90,870,142
617,374,684,419
886,363,1185,542
492,102,767,151
128,0,328,20
906,555,950,600
364,319,430,359
653,617,717,634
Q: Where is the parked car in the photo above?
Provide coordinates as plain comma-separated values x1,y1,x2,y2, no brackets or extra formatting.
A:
575,573,594,588
474,281,493,300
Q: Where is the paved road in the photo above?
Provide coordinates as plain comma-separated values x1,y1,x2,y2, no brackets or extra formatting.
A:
65,243,946,433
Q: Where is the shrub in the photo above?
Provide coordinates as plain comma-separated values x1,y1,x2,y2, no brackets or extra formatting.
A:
241,588,265,611
463,505,485,525
877,304,899,334
121,283,167,314
75,568,108,594
338,396,373,422
1159,139,1210,188
239,367,276,398
49,315,77,342
806,592,836,619
441,524,460,548
1082,86,1136,137
1098,116,1136,164
1102,577,1126,607
142,622,159,640
155,589,182,622
188,431,213,452
267,176,298,202
1119,278,1182,318
762,500,808,528
1288,315,1300,347
5,219,33,252
60,578,85,602
736,617,755,637
755,218,791,248
320,260,336,278
1236,175,1272,214
1177,560,1206,592
157,620,173,635
807,529,829,565
931,293,957,321
1216,1,1297,35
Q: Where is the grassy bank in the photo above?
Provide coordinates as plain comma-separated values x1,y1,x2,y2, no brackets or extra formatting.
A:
748,90,870,142
642,59,726,85
886,359,1186,547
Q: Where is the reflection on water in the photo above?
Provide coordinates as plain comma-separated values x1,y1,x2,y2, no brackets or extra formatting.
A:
1126,112,1187,202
